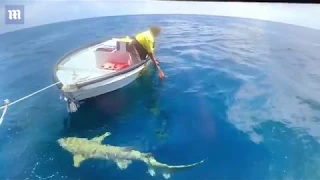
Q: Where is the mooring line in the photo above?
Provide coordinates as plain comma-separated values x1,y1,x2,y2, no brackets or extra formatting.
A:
0,82,61,125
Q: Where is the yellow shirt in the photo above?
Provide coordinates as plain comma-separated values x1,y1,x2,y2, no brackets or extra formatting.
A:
135,30,155,54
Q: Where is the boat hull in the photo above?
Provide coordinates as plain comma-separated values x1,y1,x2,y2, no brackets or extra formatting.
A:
62,60,151,101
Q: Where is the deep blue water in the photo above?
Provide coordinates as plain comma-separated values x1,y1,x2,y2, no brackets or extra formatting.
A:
1,14,320,180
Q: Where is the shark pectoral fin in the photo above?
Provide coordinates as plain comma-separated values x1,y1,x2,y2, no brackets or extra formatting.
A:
73,155,85,167
115,159,132,170
90,132,111,144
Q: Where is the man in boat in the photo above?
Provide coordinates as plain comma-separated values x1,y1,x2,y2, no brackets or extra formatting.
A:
128,26,165,79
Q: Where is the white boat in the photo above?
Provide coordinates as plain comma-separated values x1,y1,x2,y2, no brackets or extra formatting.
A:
53,37,152,112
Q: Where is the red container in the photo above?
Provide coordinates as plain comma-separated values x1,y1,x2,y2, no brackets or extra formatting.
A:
102,52,130,71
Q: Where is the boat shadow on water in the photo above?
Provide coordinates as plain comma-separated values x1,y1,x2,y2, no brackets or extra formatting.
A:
61,69,167,133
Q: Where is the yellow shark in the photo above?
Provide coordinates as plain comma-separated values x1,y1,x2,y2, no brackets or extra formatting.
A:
58,132,205,179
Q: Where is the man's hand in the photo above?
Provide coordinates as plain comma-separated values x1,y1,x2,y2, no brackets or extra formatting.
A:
156,64,165,79
158,69,165,79
149,53,164,79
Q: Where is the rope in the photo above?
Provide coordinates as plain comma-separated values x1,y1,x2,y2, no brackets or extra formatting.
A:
0,82,61,125
0,104,8,125
0,82,61,110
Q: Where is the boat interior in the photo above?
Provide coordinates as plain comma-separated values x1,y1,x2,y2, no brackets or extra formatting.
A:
55,39,136,85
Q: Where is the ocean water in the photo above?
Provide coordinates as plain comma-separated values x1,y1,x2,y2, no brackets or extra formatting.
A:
0,14,320,180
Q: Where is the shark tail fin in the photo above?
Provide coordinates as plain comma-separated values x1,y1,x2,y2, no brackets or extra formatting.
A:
166,158,206,169
146,156,207,179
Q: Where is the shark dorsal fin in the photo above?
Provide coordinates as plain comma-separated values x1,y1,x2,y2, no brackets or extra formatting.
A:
90,132,111,144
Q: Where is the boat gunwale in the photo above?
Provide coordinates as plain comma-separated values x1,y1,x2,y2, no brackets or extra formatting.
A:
53,38,150,90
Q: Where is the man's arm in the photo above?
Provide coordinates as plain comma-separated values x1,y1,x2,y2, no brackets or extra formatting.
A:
145,38,164,79
149,53,165,79
149,53,160,69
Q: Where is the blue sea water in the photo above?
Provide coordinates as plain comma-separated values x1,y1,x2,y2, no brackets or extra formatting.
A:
0,14,320,180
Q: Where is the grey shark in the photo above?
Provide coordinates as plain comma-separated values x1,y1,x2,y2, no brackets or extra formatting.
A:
58,132,205,179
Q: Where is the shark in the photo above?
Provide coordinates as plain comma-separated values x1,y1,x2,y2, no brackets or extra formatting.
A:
58,132,205,179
